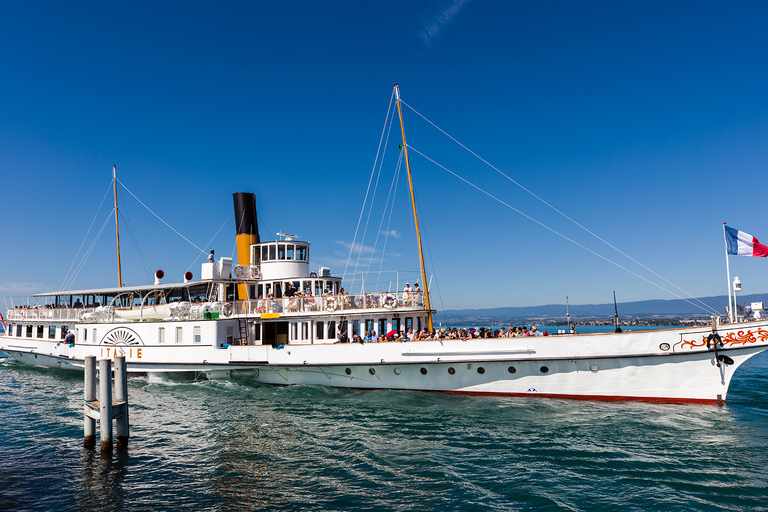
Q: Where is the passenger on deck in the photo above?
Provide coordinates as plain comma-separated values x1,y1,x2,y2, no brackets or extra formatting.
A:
370,330,379,343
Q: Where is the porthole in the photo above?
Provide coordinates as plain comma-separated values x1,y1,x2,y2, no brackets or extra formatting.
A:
448,367,456,375
477,367,485,374
540,366,549,373
590,364,599,373
420,367,428,375
659,343,670,351
394,367,401,375
345,368,351,375
507,366,516,374
369,368,376,375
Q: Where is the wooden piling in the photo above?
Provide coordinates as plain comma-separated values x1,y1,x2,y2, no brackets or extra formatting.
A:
84,355,129,452
99,358,113,452
114,355,129,449
83,356,96,449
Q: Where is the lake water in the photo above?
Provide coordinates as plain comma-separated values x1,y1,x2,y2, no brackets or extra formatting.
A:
1,341,768,511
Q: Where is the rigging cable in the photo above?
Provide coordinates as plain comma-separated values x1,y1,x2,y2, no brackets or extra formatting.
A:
343,88,397,288
351,99,399,292
406,144,717,315
373,151,404,291
118,181,207,257
60,182,113,291
401,100,718,316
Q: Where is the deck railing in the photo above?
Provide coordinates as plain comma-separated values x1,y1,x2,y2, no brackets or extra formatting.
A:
5,291,426,323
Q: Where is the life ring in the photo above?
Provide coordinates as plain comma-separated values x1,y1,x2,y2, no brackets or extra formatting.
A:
325,297,338,312
222,303,233,317
383,294,397,309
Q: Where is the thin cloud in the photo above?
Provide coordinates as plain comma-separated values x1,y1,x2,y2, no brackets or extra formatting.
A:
419,0,472,46
0,282,45,294
335,240,376,254
381,229,401,239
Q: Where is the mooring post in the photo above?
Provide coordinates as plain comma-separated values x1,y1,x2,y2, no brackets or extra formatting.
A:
84,356,97,448
114,355,129,449
99,358,113,452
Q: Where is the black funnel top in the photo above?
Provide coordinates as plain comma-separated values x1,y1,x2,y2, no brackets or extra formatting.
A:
233,192,260,241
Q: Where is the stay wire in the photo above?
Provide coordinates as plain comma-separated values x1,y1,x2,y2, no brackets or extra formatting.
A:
352,99,398,291
401,100,717,316
344,88,396,284
60,182,113,291
406,145,716,315
118,181,207,257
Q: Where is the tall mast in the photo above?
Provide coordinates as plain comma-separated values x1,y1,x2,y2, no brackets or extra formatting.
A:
394,83,433,332
113,164,123,287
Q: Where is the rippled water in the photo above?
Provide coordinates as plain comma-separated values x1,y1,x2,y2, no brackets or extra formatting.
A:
2,352,768,511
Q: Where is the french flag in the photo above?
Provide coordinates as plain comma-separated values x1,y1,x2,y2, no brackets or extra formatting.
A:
725,225,768,257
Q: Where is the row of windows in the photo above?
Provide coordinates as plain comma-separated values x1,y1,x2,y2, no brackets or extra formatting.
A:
9,324,68,340
256,243,309,263
8,324,207,345
287,317,423,342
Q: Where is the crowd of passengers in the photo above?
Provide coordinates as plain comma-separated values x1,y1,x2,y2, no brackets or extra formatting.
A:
336,325,552,343
256,283,424,312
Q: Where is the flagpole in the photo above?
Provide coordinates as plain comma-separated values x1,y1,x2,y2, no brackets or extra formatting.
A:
724,223,733,323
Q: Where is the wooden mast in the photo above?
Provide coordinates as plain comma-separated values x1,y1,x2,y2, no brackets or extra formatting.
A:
113,164,123,287
394,83,433,332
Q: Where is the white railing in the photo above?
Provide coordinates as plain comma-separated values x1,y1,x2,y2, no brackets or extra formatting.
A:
5,290,426,324
244,291,425,315
6,307,87,322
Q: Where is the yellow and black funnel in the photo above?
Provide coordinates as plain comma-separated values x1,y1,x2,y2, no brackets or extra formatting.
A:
233,193,260,299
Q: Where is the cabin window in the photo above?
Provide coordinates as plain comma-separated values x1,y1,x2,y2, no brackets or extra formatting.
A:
16,325,22,337
61,326,69,339
252,246,259,264
274,283,282,298
333,282,339,294
36,325,44,338
194,326,201,343
290,323,297,340
226,284,236,302
158,327,165,344
176,327,183,344
303,281,311,294
296,246,307,261
315,321,324,340
392,318,401,335
83,329,87,341
253,323,261,341
286,244,294,260
301,322,308,341
258,284,264,299
226,326,234,344
417,317,423,333
269,244,276,261
405,317,413,333
314,281,322,297
92,329,97,343
328,321,336,340
378,319,387,338
26,325,32,338
365,319,374,335
352,320,360,338
278,244,286,260
262,245,268,262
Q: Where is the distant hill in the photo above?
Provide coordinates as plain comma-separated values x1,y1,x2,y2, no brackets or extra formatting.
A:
438,293,768,323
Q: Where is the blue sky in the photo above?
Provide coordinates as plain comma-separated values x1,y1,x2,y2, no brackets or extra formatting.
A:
2,1,768,313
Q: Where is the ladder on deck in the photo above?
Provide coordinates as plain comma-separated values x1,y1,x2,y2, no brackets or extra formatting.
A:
236,318,249,345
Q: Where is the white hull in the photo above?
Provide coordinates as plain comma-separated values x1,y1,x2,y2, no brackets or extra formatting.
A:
4,320,768,403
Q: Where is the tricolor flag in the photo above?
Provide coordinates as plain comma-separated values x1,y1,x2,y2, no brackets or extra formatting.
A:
725,225,768,257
